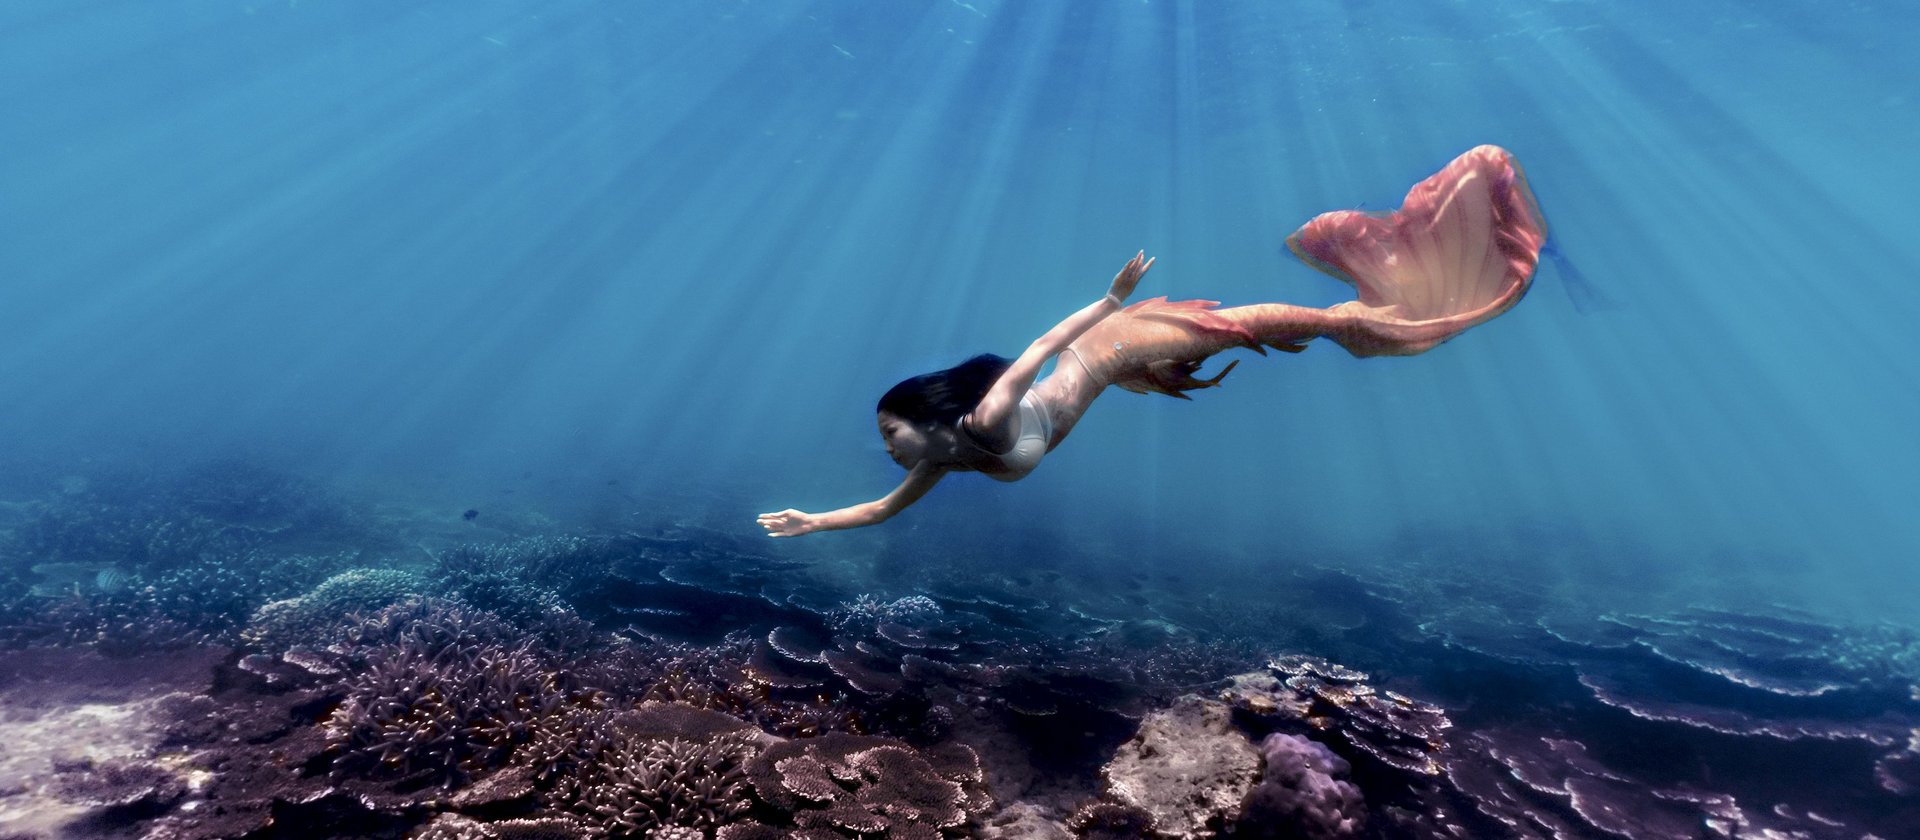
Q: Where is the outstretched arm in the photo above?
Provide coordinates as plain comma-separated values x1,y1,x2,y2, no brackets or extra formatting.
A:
965,252,1153,439
757,460,947,537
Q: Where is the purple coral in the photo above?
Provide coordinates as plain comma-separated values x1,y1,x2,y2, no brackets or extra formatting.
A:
1228,656,1451,778
1235,734,1364,840
323,639,566,786
573,735,756,835
524,703,762,837
747,733,991,838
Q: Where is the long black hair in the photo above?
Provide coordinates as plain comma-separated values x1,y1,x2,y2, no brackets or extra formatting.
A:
876,353,1012,425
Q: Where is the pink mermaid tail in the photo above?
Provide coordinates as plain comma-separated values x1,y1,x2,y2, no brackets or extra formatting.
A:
1286,143,1548,357
1074,145,1549,398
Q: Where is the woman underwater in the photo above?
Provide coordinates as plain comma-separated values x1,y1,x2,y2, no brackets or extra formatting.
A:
758,145,1549,538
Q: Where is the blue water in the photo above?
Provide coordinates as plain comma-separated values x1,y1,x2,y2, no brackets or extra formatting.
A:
4,3,1917,606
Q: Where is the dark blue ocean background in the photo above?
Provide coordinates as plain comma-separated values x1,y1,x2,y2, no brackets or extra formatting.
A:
4,0,1914,617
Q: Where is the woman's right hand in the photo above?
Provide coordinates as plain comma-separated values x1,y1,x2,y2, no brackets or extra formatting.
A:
1106,250,1154,303
757,509,817,538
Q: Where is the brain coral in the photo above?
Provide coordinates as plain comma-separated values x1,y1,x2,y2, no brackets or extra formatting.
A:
1236,733,1365,839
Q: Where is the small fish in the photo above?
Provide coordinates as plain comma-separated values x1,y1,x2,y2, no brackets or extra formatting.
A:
95,566,132,594
463,509,479,521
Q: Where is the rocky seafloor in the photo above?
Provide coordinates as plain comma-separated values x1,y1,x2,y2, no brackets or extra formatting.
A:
0,461,1915,839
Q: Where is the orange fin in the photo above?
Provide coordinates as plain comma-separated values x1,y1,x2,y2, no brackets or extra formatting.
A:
1120,358,1241,399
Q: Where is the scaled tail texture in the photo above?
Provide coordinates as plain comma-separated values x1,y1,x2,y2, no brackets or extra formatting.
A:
1082,297,1281,399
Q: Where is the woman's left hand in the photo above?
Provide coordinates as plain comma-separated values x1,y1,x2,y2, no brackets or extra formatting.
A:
757,509,817,537
1106,250,1154,303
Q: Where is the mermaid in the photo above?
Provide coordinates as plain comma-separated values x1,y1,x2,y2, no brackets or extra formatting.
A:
758,146,1548,538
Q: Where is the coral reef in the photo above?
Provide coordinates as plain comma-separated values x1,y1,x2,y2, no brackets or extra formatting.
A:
243,567,424,651
323,637,567,787
1235,734,1363,840
330,596,531,660
1229,655,1451,778
0,461,380,655
1,461,360,581
413,814,591,839
7,458,1920,840
1879,728,1920,795
613,634,866,740
429,536,622,632
1099,695,1260,840
521,702,765,836
977,802,1073,839
743,590,1257,772
748,733,992,838
1065,800,1156,839
571,732,757,836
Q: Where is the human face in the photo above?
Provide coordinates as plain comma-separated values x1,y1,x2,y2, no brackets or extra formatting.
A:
877,411,929,467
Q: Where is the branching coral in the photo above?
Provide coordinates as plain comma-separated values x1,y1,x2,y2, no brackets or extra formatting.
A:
576,734,757,837
330,597,527,660
430,535,630,623
0,554,359,652
323,638,566,787
244,567,423,651
522,703,762,838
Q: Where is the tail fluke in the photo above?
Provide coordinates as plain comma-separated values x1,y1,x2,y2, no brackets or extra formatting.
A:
1286,145,1549,356
1068,147,1550,398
